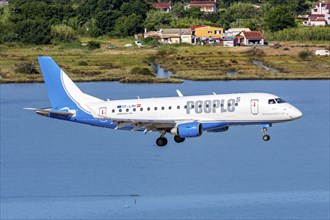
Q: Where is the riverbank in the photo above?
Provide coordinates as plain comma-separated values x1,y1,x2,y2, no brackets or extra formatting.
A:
0,39,329,83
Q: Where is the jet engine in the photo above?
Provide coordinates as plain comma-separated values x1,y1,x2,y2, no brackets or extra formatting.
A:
170,122,203,138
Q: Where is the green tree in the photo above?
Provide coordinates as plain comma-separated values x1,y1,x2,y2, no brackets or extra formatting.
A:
13,20,51,44
144,10,173,31
264,6,296,32
224,3,259,23
171,2,185,17
120,0,150,19
112,14,144,37
94,10,121,35
185,7,203,19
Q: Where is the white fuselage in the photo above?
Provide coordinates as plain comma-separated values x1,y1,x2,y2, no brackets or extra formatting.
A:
87,93,302,125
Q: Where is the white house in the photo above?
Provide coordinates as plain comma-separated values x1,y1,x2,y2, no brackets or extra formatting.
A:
303,1,330,26
160,28,194,44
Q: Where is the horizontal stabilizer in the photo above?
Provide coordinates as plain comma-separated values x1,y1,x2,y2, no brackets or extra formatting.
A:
24,108,75,117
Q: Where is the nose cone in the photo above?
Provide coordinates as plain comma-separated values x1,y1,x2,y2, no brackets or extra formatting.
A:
291,106,303,120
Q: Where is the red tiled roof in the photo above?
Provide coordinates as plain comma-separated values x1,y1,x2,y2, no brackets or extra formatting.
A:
190,1,215,7
191,25,206,30
310,18,326,21
309,14,325,17
151,2,171,9
243,31,263,39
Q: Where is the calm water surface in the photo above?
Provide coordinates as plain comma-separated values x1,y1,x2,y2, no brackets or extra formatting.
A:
1,80,329,219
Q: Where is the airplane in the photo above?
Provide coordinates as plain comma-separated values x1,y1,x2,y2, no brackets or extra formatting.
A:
25,56,302,147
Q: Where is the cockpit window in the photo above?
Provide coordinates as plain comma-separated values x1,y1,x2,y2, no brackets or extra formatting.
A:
268,99,276,104
275,98,286,103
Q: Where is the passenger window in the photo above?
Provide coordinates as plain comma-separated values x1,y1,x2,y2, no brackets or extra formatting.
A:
126,109,129,112
177,106,180,109
169,106,172,110
198,105,202,108
161,107,165,110
112,109,115,113
119,109,122,113
133,108,136,112
140,108,143,111
184,105,187,109
154,107,157,111
147,107,150,111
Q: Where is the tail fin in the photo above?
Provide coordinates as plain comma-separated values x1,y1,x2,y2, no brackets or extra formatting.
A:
38,56,101,112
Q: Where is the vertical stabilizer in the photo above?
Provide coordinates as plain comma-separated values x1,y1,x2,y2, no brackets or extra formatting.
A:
38,56,101,112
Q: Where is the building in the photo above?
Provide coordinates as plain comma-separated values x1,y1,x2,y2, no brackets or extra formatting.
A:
0,0,8,6
150,2,172,12
225,28,251,37
240,31,264,45
160,28,194,44
303,1,330,26
192,25,224,39
186,1,217,13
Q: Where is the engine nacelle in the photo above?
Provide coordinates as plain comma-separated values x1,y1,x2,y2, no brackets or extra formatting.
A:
171,122,203,138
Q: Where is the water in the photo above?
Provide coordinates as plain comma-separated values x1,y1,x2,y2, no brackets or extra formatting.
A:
1,80,329,219
253,60,280,74
151,63,173,78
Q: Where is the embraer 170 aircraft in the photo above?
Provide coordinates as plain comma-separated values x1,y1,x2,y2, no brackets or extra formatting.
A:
26,57,302,147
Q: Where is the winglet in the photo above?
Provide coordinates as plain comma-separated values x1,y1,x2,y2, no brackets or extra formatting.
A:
176,90,183,97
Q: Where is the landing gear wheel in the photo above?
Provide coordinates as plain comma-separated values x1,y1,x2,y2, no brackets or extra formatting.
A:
156,137,168,147
263,134,270,141
174,135,185,143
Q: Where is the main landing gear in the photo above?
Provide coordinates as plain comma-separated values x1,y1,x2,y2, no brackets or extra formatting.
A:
155,132,185,147
262,126,271,141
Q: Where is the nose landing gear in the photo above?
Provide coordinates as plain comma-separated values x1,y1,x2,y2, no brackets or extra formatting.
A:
262,126,270,141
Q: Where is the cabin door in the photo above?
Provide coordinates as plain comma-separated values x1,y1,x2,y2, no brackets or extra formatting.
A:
99,107,107,121
250,99,259,115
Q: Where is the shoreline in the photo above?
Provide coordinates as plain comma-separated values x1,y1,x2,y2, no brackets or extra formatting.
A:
1,76,329,84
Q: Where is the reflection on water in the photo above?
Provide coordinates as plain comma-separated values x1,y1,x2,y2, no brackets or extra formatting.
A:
151,63,173,78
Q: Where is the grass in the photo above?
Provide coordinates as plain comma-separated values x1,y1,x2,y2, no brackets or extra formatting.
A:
0,40,329,83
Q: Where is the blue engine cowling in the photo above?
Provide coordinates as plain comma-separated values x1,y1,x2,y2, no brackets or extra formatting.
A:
173,122,203,138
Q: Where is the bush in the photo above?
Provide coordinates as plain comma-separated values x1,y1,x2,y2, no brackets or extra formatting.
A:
130,67,154,76
51,24,77,43
88,41,101,50
15,63,39,74
246,47,265,57
157,46,177,56
78,61,88,66
298,50,313,60
142,37,160,47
